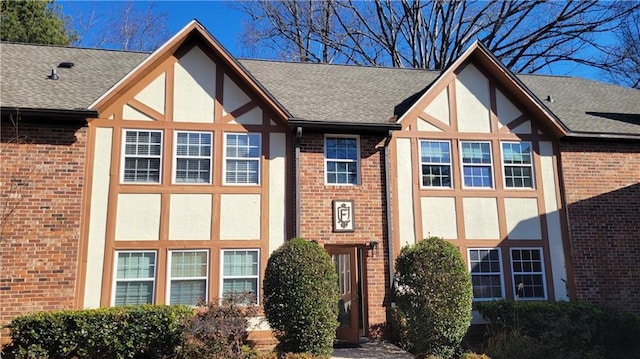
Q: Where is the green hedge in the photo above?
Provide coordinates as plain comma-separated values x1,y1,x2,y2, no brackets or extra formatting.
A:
393,236,473,358
477,300,640,359
263,237,339,356
3,305,194,359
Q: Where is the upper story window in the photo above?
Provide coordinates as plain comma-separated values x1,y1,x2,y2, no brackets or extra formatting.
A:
511,248,546,300
502,142,534,188
461,141,493,188
221,249,260,304
468,249,504,301
168,250,209,306
122,130,162,183
174,131,212,184
325,136,359,185
113,251,156,306
420,140,452,188
224,133,261,185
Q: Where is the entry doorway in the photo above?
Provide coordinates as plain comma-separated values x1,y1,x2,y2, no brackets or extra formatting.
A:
326,245,367,344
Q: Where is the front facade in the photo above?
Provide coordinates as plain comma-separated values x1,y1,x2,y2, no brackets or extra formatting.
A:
1,21,639,343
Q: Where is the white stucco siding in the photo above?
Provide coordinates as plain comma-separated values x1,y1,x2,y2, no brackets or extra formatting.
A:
421,197,458,239
463,197,500,239
134,72,166,115
115,194,161,241
504,198,542,240
423,89,450,126
230,106,262,125
220,194,261,240
173,46,215,123
269,133,287,253
396,138,416,245
222,74,251,116
122,104,154,121
417,117,444,132
455,64,491,133
84,127,112,308
496,89,522,128
169,194,213,240
540,141,569,301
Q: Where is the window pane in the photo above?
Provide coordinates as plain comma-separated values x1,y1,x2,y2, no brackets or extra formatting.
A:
325,137,358,184
222,250,259,304
225,133,260,184
511,248,545,299
170,280,206,306
123,130,162,183
114,281,154,306
169,251,208,306
114,251,156,306
469,249,503,300
420,141,452,187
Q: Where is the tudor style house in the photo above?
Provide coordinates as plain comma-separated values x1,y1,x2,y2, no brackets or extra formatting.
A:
1,20,639,343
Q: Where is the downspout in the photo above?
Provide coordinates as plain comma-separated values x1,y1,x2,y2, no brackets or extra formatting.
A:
384,130,394,288
295,126,302,238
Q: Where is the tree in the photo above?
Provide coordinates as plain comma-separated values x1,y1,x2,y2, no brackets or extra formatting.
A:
263,237,339,356
236,0,640,78
394,236,473,357
71,1,170,52
0,0,76,45
604,7,640,88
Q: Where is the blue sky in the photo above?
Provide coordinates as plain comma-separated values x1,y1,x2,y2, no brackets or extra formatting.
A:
57,1,612,83
59,1,247,56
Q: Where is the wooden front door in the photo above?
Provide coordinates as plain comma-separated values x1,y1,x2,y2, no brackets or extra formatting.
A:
327,246,359,343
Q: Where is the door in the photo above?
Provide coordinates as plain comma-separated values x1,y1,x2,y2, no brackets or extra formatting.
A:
327,246,359,343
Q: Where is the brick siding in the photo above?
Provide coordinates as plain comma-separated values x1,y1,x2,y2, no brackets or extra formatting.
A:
560,140,640,316
0,120,86,338
297,132,391,335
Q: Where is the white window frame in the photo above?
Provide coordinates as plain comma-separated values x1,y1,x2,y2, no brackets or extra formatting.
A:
166,249,209,306
510,247,547,300
460,141,494,189
121,129,163,184
172,131,213,184
220,249,260,305
419,140,452,188
223,133,261,185
112,250,157,306
501,141,535,189
324,134,360,185
468,248,505,302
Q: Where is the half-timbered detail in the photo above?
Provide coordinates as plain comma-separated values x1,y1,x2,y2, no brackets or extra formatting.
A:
390,45,572,308
77,22,291,312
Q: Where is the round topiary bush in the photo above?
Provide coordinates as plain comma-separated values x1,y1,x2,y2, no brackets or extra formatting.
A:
263,237,339,356
394,236,473,358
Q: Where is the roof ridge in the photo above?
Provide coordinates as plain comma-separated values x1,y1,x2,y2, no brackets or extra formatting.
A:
238,57,443,73
0,41,151,55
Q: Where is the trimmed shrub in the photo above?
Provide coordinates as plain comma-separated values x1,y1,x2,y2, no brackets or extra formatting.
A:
263,237,339,356
393,236,473,358
180,293,258,358
2,305,193,359
477,300,640,359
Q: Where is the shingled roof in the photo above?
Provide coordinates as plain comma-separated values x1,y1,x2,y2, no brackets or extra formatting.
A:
1,41,639,138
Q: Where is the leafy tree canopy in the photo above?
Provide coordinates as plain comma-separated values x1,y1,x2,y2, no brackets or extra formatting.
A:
1,0,76,45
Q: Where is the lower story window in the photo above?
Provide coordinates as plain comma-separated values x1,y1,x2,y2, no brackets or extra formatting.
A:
168,250,209,306
221,249,259,303
113,251,156,306
469,249,504,301
511,248,546,299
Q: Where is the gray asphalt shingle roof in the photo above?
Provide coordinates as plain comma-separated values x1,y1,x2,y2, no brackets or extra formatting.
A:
2,42,638,137
0,42,148,111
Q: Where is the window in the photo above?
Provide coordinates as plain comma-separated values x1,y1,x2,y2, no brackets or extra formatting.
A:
502,142,534,188
122,130,162,183
224,133,261,184
113,251,156,306
420,140,452,187
510,248,546,299
469,249,504,301
221,250,259,303
461,141,493,188
174,131,212,184
168,250,208,306
325,136,359,184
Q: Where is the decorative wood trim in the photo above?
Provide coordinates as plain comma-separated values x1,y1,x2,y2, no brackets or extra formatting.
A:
128,98,165,122
410,137,424,241
417,113,453,132
500,115,529,133
220,101,258,123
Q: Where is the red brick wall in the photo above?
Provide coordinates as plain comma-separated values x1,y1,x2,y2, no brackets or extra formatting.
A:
560,140,640,316
297,132,390,335
0,120,86,338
